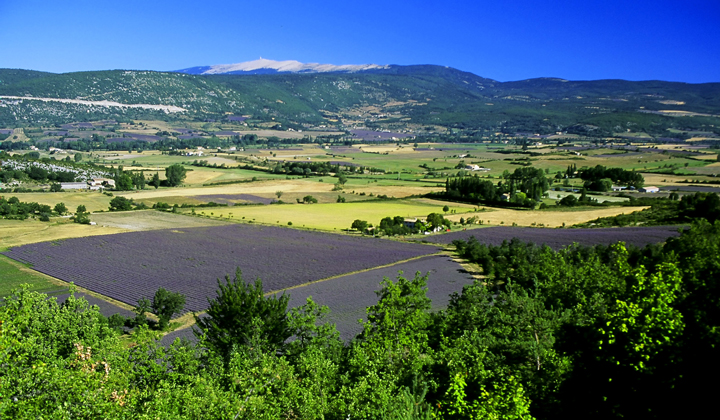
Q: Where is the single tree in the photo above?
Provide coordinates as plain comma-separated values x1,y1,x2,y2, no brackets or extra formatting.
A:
150,172,161,189
152,288,186,330
49,183,62,192
194,269,291,358
74,153,82,162
165,164,187,187
54,202,67,215
275,191,283,199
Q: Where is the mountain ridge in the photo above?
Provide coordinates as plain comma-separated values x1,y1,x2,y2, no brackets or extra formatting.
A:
176,58,391,75
0,66,718,140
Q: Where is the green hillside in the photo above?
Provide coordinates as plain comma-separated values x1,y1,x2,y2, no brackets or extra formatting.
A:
0,66,718,139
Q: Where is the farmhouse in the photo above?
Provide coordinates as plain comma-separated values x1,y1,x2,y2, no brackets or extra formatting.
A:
612,185,626,192
403,218,418,229
640,186,660,193
90,178,115,190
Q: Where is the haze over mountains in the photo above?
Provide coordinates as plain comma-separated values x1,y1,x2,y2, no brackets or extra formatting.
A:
0,59,718,141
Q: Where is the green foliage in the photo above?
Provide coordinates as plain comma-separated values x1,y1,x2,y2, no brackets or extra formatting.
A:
49,183,62,192
150,172,160,189
195,269,291,358
0,196,52,220
2,222,719,418
53,202,67,215
132,297,151,327
558,194,578,207
152,288,186,330
380,215,412,235
165,164,187,187
108,196,133,211
678,191,720,223
339,272,434,418
351,219,369,232
426,212,450,230
578,165,644,188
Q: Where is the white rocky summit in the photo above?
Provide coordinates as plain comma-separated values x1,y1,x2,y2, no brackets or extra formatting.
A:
180,58,390,75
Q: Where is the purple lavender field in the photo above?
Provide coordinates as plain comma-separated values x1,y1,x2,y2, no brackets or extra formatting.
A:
163,254,474,345
276,254,475,341
427,226,683,249
54,292,135,319
3,225,438,313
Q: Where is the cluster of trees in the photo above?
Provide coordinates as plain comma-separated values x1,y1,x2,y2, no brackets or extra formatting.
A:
112,164,184,191
3,221,717,417
0,196,66,221
448,221,719,418
113,169,146,191
273,161,350,177
561,164,645,191
443,167,550,208
296,195,318,204
73,204,91,224
108,196,148,212
352,212,452,236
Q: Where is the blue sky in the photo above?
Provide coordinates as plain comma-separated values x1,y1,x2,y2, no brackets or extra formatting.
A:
1,0,718,83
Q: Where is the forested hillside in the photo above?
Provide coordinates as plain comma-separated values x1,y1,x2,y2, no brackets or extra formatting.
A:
1,66,718,139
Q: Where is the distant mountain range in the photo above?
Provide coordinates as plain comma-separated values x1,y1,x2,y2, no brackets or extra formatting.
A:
0,61,718,140
176,58,391,75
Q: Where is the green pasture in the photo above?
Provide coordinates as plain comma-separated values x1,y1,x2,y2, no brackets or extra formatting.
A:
184,166,290,186
0,255,66,298
187,198,478,231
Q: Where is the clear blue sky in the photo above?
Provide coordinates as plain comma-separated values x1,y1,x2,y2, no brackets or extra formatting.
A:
1,0,718,83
